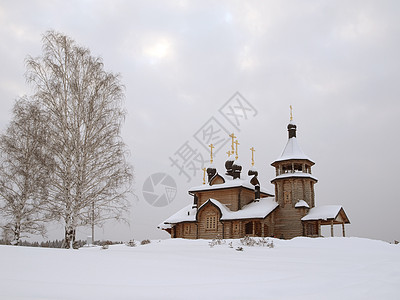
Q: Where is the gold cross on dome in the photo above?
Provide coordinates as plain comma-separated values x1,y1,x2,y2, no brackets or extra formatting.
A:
250,147,255,166
234,140,240,160
290,105,293,122
229,133,236,154
208,144,215,163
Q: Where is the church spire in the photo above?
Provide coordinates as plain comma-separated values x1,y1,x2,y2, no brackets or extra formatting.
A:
272,109,314,165
288,105,297,139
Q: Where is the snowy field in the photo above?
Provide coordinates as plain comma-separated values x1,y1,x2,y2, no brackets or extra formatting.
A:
0,237,399,300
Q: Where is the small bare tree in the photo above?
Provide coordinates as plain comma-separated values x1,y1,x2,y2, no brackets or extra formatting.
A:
25,31,133,248
0,98,49,245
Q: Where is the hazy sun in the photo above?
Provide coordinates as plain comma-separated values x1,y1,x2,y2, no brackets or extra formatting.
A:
143,38,172,62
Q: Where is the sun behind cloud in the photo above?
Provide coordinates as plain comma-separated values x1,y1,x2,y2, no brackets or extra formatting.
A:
142,37,173,64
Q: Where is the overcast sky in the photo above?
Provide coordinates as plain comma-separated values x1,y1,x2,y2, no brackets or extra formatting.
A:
0,0,399,242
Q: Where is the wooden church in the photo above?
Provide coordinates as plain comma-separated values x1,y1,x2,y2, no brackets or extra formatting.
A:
159,113,350,239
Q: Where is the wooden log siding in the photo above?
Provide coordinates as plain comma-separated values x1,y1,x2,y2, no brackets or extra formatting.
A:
303,221,317,237
179,222,197,239
276,178,314,209
197,189,240,211
197,204,223,239
240,188,260,208
171,211,277,239
231,221,241,239
195,186,268,212
274,203,306,239
171,226,176,238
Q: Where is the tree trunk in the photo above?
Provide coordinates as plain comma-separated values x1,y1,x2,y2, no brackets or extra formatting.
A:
63,226,76,249
11,222,21,246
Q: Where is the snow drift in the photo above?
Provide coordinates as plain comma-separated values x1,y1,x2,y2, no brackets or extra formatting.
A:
0,237,399,300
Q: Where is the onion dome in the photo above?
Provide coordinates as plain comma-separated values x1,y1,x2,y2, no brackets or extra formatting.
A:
248,164,258,177
206,163,217,183
225,157,234,177
232,157,242,179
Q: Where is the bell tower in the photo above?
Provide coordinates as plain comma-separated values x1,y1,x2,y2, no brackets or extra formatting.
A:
271,110,318,239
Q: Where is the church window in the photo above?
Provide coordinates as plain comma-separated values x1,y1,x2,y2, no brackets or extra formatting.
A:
282,165,290,173
284,191,291,204
294,164,302,172
233,222,240,234
232,222,240,234
206,216,217,230
184,224,190,234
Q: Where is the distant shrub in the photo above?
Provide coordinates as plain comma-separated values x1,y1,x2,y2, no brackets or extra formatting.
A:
260,237,274,248
141,239,151,245
126,240,136,247
99,240,117,246
101,244,109,250
240,236,256,246
208,235,225,248
240,236,274,248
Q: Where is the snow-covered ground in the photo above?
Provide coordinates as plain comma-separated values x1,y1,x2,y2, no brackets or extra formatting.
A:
0,237,399,300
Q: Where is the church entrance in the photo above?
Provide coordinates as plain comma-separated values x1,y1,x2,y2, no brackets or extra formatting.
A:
245,222,252,235
244,221,262,236
305,222,318,237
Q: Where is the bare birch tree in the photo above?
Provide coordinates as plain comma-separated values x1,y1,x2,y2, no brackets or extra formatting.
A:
25,31,133,248
0,98,49,245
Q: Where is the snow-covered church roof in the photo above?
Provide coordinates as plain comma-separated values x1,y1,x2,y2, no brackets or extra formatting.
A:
272,171,318,181
158,204,197,229
273,136,313,164
295,200,310,208
302,205,350,223
272,121,314,164
158,198,278,229
205,198,279,220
